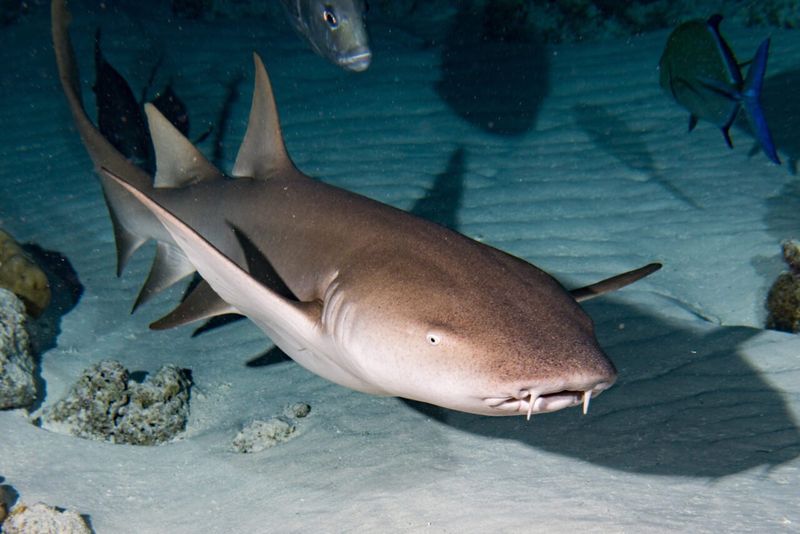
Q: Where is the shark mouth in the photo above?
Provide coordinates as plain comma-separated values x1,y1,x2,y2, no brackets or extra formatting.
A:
484,384,611,419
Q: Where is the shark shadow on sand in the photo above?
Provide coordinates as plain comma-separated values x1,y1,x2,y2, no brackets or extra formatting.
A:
404,296,800,478
436,2,549,136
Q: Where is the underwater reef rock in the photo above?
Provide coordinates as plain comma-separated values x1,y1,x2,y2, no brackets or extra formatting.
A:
233,402,311,453
0,229,51,317
766,240,800,332
1,502,91,534
40,360,192,445
286,401,311,419
0,288,37,410
233,418,295,453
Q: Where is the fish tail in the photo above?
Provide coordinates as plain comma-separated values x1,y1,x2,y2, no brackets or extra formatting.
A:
741,38,780,164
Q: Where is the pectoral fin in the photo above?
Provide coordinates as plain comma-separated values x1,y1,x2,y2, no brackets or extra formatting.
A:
571,263,662,302
151,225,297,329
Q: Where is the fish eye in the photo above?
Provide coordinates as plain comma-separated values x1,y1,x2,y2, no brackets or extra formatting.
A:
323,6,338,28
427,333,442,346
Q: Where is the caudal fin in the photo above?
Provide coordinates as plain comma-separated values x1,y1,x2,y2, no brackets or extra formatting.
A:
742,38,780,164
52,0,156,274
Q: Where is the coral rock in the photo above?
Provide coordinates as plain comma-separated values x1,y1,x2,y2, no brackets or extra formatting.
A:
2,502,91,534
40,360,192,445
0,288,37,409
285,402,311,419
766,272,800,332
234,401,312,453
766,240,800,332
0,229,50,317
233,418,296,453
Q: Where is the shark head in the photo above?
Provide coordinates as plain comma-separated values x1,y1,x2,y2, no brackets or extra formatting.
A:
326,249,617,417
304,0,371,71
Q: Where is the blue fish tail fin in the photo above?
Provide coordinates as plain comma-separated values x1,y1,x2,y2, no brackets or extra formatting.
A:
742,38,780,164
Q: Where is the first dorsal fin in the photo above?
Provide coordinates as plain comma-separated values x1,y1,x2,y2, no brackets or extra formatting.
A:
232,53,295,179
144,103,224,188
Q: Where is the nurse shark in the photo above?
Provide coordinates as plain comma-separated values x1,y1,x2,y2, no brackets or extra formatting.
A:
52,0,660,418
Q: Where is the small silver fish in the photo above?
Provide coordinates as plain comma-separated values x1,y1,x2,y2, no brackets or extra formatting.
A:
280,0,371,72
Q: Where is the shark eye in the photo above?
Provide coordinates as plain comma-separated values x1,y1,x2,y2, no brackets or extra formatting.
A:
323,6,338,28
427,333,442,346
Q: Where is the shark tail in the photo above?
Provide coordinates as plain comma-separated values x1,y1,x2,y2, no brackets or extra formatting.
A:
53,0,228,315
741,38,780,164
52,0,158,275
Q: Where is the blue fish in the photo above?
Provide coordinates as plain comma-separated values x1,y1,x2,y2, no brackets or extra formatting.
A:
659,14,780,164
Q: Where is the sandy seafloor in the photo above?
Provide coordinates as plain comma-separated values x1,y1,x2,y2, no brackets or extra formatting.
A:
1,3,799,532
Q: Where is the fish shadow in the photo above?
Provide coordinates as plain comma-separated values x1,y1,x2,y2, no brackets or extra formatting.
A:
435,2,549,136
405,297,800,478
741,68,800,172
573,103,699,208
